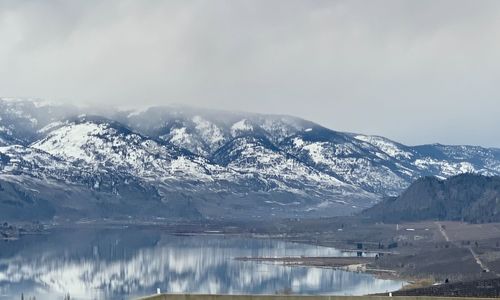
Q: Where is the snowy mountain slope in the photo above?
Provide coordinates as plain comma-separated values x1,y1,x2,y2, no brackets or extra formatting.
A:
26,116,376,217
0,143,181,221
0,98,78,145
411,144,500,176
123,105,500,196
353,135,500,182
32,116,218,181
0,143,162,197
2,98,500,220
120,106,313,156
212,135,369,197
281,128,412,195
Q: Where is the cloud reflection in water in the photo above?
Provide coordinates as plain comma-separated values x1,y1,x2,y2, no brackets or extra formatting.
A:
0,228,404,299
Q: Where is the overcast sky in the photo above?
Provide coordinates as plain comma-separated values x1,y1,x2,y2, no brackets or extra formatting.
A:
1,1,500,147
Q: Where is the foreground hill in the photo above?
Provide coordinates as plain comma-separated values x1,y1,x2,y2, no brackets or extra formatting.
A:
2,98,500,221
363,173,500,223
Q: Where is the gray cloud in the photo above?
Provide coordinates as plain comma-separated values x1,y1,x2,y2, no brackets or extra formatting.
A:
1,0,500,146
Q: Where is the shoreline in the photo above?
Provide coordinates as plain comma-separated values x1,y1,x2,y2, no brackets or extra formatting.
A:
234,255,414,289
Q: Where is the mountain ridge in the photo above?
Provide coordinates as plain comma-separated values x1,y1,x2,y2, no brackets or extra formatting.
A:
362,173,500,223
1,98,500,221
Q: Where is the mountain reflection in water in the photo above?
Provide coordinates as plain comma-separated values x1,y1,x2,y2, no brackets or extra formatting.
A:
0,227,404,299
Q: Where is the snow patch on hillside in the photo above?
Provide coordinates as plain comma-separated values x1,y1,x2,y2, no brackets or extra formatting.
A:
414,158,476,176
355,135,413,159
192,116,225,148
231,119,253,136
33,122,107,164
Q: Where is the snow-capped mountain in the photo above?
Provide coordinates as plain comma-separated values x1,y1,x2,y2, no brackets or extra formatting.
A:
1,98,500,221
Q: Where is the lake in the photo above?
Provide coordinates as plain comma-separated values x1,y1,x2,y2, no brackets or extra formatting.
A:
0,227,405,299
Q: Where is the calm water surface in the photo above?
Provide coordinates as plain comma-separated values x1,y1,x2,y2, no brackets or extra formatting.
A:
0,227,404,299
